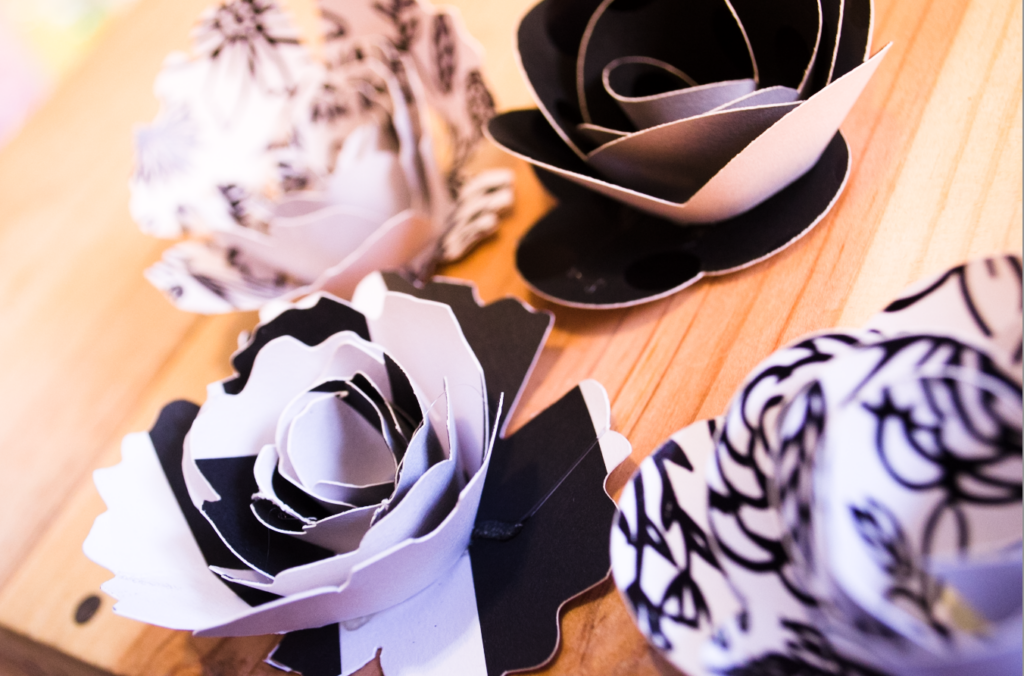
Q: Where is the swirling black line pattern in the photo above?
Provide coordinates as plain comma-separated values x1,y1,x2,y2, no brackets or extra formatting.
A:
882,254,1023,365
373,0,419,52
724,621,890,676
447,70,497,195
775,381,827,574
850,498,948,639
616,426,722,652
710,333,861,605
835,333,1024,639
320,8,347,42
858,335,1022,558
432,14,457,94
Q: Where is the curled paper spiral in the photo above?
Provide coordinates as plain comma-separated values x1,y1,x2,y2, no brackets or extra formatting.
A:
131,0,514,314
488,0,890,308
611,255,1023,676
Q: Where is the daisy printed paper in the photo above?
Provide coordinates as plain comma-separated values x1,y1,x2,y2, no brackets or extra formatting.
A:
85,274,631,676
132,0,513,314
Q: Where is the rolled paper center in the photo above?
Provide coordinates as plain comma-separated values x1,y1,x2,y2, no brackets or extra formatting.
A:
286,391,398,506
602,56,759,130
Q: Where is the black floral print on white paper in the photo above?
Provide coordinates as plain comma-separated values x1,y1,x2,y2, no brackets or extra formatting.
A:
614,429,723,651
612,256,1023,676
197,0,301,92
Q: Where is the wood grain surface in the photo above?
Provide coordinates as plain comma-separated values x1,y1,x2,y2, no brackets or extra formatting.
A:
0,0,1019,674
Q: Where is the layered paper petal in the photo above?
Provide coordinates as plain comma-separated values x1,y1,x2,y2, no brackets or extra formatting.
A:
86,275,632,676
488,0,888,307
131,0,513,314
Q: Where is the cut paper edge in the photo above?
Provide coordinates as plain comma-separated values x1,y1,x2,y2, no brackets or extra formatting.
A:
574,0,764,131
336,552,488,676
84,432,252,630
469,381,631,676
193,440,491,636
373,272,555,441
513,132,850,308
361,289,489,477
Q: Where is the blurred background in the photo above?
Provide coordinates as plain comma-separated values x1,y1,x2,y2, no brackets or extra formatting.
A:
0,0,139,146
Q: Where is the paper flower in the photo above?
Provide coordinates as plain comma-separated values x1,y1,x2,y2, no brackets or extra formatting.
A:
611,255,1023,675
488,0,890,307
85,274,631,676
131,0,513,314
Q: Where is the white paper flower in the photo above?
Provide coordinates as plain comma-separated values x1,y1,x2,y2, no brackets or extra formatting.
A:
131,0,513,314
612,255,1023,676
85,274,631,676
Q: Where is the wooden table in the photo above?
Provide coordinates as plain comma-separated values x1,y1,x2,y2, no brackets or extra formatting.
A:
0,0,1018,674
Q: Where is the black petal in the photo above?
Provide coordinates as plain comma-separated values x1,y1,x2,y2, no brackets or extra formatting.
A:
267,624,341,676
470,385,613,676
198,456,334,576
224,296,369,395
148,400,281,606
501,125,849,307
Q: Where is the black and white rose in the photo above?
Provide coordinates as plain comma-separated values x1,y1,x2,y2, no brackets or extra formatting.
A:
489,0,888,224
85,274,631,676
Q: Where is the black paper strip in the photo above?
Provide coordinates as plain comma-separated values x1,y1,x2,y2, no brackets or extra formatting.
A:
470,386,614,676
198,456,334,577
225,296,370,395
267,624,342,676
148,400,281,606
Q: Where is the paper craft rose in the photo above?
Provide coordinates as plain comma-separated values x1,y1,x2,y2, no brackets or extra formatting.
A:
85,274,631,676
612,255,1023,676
487,0,890,307
132,0,513,314
492,0,889,223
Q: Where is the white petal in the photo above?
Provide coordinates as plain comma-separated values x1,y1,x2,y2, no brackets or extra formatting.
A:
288,392,397,502
194,430,491,635
361,291,488,477
341,553,486,676
309,210,437,301
83,433,250,630
192,332,381,463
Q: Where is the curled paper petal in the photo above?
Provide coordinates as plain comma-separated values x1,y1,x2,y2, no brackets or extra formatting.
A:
488,0,889,307
86,275,633,676
131,0,512,314
611,255,1023,676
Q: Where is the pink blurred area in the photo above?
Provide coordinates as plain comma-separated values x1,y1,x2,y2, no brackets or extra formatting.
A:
0,17,49,146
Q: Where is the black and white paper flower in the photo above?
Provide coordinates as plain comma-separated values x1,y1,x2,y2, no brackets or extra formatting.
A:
488,0,889,307
132,0,514,314
85,274,631,676
611,255,1022,675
